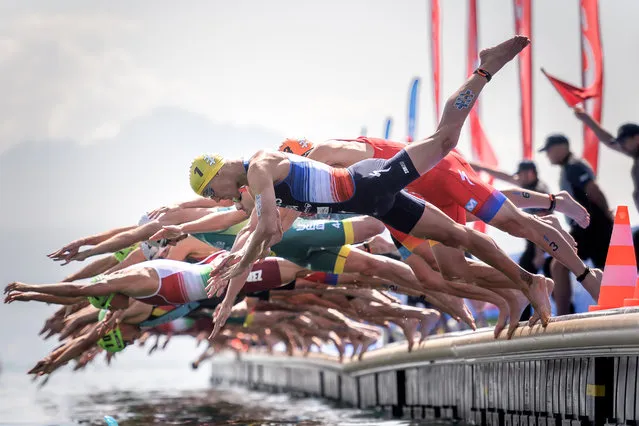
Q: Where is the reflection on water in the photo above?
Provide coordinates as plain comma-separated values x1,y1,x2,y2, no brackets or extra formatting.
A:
0,341,450,426
1,367,436,425
66,386,407,425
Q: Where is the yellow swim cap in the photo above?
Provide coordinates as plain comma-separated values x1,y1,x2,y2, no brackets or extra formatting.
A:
189,154,225,196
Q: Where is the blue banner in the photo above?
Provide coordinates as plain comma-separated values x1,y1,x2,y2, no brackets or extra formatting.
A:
384,117,392,139
407,77,420,142
360,126,367,137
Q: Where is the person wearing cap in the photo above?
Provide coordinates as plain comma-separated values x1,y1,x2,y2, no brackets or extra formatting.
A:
573,107,639,211
539,133,614,315
573,107,639,266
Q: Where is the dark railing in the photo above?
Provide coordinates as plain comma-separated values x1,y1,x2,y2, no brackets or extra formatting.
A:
210,308,639,426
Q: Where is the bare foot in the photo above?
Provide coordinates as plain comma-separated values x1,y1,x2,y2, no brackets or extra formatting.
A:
461,302,477,331
492,297,512,338
419,310,441,344
350,341,362,361
539,215,577,251
523,275,552,326
494,305,509,339
478,36,531,76
438,293,477,330
578,268,603,303
395,318,419,352
554,191,590,229
334,341,345,363
358,334,379,361
503,289,531,339
528,278,554,326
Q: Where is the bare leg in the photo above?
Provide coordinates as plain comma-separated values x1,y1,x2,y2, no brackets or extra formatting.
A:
467,261,552,338
275,259,306,283
346,216,386,243
409,205,551,325
489,202,601,301
342,247,435,293
429,243,516,337
550,259,573,316
500,189,590,229
404,36,530,173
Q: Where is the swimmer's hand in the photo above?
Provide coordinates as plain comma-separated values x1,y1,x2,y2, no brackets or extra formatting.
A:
207,251,246,286
48,239,85,262
4,281,27,295
67,250,91,264
206,276,230,299
50,249,91,265
149,225,184,241
147,205,178,220
4,291,30,304
210,301,233,340
96,311,124,338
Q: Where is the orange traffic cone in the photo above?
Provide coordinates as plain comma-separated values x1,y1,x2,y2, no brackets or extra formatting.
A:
589,206,637,311
624,277,639,306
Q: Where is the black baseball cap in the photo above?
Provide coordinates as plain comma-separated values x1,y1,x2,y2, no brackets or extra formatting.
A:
538,134,569,152
614,123,639,144
515,160,537,174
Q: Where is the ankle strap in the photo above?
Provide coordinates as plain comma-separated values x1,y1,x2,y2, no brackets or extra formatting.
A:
473,68,492,82
576,266,590,283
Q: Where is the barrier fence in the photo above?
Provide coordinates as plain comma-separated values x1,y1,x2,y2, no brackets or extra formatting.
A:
211,308,639,426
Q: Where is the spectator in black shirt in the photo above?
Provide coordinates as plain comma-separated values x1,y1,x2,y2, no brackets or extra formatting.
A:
539,134,614,315
573,107,639,266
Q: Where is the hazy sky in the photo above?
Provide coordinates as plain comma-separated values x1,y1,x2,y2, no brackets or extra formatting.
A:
1,0,638,370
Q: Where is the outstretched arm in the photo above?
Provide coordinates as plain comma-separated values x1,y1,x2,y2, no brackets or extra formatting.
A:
573,107,626,155
5,291,85,305
468,161,519,185
48,225,137,263
45,325,103,374
59,308,101,340
147,197,234,219
103,247,146,274
5,274,137,299
72,222,162,262
166,209,248,236
5,281,109,298
62,255,120,282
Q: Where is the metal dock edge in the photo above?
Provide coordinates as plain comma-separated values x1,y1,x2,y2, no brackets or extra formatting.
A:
210,308,639,425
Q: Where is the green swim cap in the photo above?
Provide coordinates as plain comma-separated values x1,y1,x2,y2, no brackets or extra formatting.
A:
88,293,115,310
113,244,138,263
87,275,115,309
97,309,127,353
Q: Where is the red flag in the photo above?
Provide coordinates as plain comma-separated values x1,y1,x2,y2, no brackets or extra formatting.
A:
580,0,604,173
429,0,441,122
467,0,498,233
541,68,595,107
514,0,533,159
